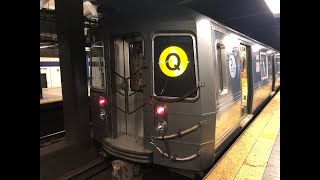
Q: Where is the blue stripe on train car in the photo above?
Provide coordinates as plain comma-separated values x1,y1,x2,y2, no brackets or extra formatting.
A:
40,62,60,67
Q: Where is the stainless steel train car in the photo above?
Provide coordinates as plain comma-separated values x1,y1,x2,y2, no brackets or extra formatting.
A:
89,0,280,177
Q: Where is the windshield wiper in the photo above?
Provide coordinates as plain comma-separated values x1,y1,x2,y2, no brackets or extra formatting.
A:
153,83,204,103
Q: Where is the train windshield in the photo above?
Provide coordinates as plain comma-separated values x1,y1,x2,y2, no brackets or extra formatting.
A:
129,41,144,92
90,42,106,90
260,53,268,80
153,34,197,99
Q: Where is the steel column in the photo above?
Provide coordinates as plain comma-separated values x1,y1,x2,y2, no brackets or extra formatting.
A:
55,0,90,144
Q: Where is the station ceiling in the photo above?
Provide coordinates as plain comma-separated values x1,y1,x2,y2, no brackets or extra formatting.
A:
182,0,280,51
40,0,280,51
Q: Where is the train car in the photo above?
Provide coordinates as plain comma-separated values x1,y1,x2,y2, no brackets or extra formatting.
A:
89,0,280,178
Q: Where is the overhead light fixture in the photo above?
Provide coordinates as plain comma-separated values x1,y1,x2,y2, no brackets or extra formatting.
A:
252,44,262,52
264,0,280,18
40,45,56,49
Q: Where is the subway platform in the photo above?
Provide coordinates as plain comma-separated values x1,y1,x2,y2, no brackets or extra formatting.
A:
40,87,63,104
204,91,280,180
40,87,91,104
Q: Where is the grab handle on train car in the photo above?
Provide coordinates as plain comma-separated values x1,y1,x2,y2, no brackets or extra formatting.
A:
152,119,207,140
150,138,205,162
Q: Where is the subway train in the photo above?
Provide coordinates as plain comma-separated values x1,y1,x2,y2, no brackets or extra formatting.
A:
89,0,280,177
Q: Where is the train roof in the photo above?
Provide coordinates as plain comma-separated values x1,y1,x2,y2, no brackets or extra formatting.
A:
208,19,280,53
105,0,201,22
105,0,279,53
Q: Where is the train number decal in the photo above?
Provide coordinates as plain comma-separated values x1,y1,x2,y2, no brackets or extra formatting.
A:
158,46,189,77
228,54,236,78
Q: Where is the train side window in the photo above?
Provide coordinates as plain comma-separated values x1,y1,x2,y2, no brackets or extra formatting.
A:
129,41,144,92
276,56,280,74
216,43,228,95
267,54,273,78
90,42,106,90
260,52,268,80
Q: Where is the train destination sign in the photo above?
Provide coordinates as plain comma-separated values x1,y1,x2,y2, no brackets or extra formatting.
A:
158,46,189,77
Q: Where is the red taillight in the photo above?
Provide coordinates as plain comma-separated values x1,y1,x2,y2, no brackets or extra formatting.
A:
98,96,108,107
155,104,167,117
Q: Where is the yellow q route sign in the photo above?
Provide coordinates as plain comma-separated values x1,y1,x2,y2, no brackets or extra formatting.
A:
158,46,189,77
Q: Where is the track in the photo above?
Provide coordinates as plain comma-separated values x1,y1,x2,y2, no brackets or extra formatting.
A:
89,164,194,180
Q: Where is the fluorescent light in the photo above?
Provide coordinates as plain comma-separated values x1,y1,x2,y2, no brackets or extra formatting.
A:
264,0,280,17
223,35,239,52
40,45,56,49
252,44,262,52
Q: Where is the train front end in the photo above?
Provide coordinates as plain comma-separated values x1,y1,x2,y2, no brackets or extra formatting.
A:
90,1,217,174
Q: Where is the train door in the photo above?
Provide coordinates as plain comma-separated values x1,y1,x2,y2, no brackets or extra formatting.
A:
274,54,280,90
112,35,145,138
213,31,242,148
272,53,275,91
239,44,251,118
267,52,273,92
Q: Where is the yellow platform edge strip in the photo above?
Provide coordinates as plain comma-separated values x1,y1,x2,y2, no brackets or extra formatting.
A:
205,92,280,180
